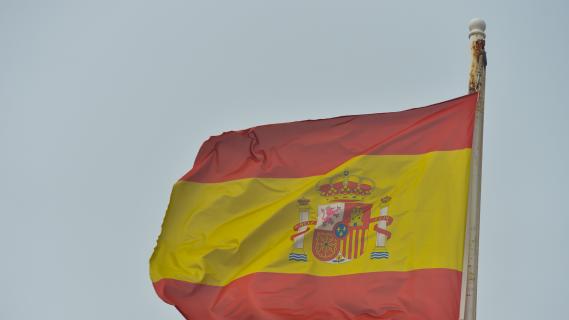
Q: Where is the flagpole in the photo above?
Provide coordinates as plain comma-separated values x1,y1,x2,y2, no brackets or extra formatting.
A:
460,18,486,320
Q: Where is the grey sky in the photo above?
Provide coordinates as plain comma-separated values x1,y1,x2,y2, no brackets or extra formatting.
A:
1,0,568,319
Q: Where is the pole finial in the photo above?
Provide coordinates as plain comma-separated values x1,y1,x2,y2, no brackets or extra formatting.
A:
468,18,486,40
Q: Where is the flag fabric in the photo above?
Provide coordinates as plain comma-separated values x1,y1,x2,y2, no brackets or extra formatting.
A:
150,94,478,320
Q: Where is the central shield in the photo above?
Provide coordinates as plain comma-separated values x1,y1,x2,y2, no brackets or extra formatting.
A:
312,202,372,262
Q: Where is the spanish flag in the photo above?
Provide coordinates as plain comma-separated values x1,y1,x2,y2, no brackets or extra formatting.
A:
150,94,477,320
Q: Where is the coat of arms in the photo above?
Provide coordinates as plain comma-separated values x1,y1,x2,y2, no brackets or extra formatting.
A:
289,170,394,264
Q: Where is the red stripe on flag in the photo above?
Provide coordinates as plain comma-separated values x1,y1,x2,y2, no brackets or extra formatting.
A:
154,269,462,320
181,94,477,183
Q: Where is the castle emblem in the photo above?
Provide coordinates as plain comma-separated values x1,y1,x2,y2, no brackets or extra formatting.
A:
289,170,393,264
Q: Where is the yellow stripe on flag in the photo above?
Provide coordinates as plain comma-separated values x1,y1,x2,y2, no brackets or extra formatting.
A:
151,149,471,286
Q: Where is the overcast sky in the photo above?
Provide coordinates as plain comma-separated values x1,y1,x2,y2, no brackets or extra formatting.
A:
1,0,568,319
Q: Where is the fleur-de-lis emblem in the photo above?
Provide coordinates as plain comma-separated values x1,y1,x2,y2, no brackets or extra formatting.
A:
334,223,348,238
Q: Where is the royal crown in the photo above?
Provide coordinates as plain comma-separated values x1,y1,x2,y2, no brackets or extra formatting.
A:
317,169,375,201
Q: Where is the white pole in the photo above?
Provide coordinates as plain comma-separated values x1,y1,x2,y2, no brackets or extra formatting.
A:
460,18,486,320
294,199,310,249
375,206,389,247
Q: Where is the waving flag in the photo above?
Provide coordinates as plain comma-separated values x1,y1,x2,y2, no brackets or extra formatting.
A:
150,94,477,320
